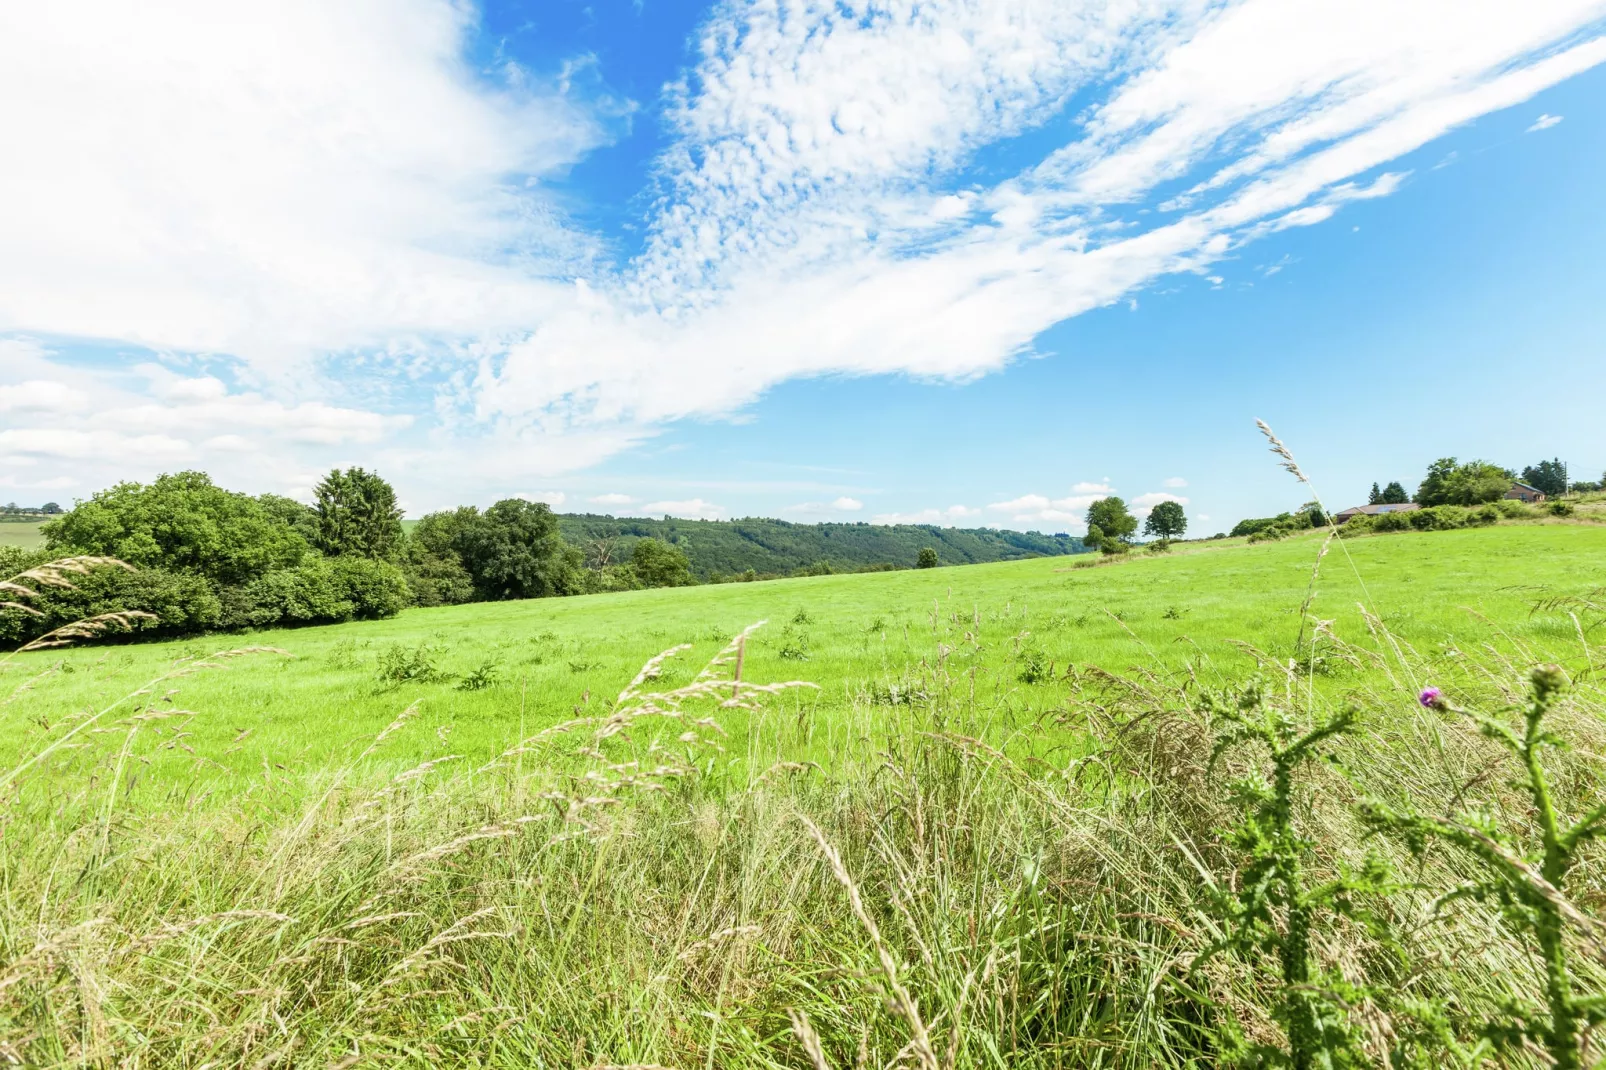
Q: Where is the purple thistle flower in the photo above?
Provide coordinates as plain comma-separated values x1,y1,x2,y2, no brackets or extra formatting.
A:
1419,686,1442,709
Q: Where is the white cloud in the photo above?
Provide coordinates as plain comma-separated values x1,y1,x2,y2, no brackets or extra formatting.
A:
589,492,635,506
1527,113,1564,131
517,491,566,507
872,505,981,525
202,434,254,452
785,495,867,516
1196,513,1211,521
1132,492,1190,507
1131,491,1191,516
0,379,90,414
1162,476,1188,488
0,428,191,461
1072,481,1116,494
640,498,724,520
0,0,1602,499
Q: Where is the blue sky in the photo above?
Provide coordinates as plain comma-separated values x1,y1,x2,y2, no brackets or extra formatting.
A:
1,1,1603,534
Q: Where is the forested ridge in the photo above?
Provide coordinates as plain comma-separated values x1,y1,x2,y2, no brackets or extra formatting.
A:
553,513,1083,579
2,470,1084,646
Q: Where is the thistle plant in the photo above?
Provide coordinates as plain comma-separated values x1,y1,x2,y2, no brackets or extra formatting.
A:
1197,677,1386,1069
1366,667,1606,1070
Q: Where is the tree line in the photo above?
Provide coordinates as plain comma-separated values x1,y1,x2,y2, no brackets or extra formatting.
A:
1231,455,1602,539
0,469,1083,645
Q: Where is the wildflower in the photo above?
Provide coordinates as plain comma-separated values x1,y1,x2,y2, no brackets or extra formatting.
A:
1418,686,1444,710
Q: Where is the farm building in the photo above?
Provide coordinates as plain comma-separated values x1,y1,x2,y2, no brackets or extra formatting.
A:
1334,502,1421,524
1504,481,1546,503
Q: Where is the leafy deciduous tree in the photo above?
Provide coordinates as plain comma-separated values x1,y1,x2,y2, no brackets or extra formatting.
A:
1415,458,1512,507
628,538,694,588
43,471,309,585
1086,498,1138,554
916,546,939,568
455,499,582,600
1143,500,1188,543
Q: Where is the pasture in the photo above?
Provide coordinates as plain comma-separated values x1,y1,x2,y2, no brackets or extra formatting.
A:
2,523,1604,1067
0,520,46,552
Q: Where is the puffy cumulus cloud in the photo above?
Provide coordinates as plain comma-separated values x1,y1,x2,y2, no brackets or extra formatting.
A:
872,505,982,526
0,428,192,462
0,380,89,414
785,496,866,516
589,493,636,506
1130,491,1191,516
2,0,1603,500
640,498,724,520
517,491,567,507
986,488,1124,528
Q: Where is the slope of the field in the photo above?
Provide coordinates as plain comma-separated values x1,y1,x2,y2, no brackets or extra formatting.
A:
0,520,46,550
6,523,1601,807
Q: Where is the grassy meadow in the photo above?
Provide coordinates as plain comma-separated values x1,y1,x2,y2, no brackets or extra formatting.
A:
0,521,46,552
2,523,1605,1066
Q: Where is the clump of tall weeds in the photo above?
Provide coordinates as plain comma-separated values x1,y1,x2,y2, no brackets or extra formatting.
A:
1196,677,1390,1068
1366,666,1606,1069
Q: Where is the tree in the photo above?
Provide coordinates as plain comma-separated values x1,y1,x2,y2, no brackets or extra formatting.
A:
1143,500,1188,544
313,468,403,560
629,538,694,587
455,499,582,600
1086,498,1138,554
1416,458,1511,507
916,546,939,569
1380,481,1409,504
258,494,320,545
43,471,309,585
400,507,478,606
40,502,61,514
1521,459,1568,498
1367,482,1382,505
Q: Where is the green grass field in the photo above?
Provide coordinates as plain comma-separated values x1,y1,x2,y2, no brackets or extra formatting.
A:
8,524,1602,797
0,520,46,551
3,524,1604,1067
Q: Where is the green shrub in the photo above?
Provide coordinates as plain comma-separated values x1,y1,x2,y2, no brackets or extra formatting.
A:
1474,504,1500,524
1,564,221,646
1495,499,1536,519
1548,500,1574,517
401,547,475,607
235,559,355,627
375,641,451,685
1373,511,1413,532
1409,506,1470,531
330,556,410,619
1337,514,1376,538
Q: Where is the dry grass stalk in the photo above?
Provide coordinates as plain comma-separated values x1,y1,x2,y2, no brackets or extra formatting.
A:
798,813,938,1070
789,1008,834,1070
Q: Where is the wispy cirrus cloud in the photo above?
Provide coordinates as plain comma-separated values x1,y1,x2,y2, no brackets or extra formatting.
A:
1,0,1603,504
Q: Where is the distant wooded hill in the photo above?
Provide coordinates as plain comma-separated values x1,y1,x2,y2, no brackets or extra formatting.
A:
553,514,1086,579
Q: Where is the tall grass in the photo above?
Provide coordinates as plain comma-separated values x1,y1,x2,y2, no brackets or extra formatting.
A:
2,460,1604,1066
0,601,1601,1066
